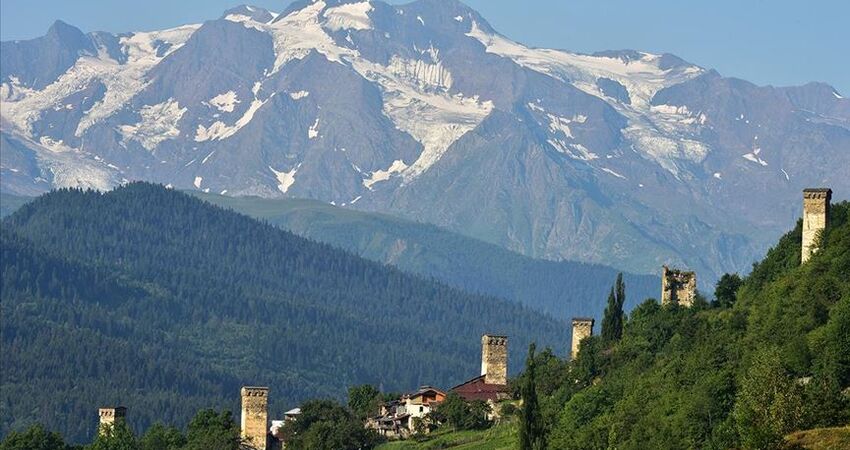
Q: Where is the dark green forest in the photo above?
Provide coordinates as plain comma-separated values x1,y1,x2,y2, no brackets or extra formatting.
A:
2,192,660,322
514,201,850,449
194,193,659,321
0,183,567,443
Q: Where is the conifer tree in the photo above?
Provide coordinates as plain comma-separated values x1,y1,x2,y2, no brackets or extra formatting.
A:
601,274,625,344
519,343,544,450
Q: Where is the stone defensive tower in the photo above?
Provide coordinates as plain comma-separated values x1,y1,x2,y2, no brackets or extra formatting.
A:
241,387,269,450
661,266,697,307
802,188,832,263
481,334,508,385
98,406,127,435
571,317,594,360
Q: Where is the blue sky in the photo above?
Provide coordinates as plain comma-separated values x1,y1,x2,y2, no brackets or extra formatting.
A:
2,0,848,93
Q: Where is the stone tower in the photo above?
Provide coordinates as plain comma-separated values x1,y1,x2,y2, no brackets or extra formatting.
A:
661,265,697,307
802,188,832,263
481,334,508,385
98,406,127,435
571,317,594,360
241,387,269,450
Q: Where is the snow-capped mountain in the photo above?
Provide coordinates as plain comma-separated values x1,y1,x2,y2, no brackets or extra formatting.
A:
2,0,848,280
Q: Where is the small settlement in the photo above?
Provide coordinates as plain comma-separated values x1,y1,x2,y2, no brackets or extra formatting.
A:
93,188,833,448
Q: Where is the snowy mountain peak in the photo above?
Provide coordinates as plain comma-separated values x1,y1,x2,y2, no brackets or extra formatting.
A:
1,0,848,282
221,5,277,23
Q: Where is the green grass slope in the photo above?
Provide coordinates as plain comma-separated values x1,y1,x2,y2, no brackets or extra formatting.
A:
377,422,517,450
785,426,850,450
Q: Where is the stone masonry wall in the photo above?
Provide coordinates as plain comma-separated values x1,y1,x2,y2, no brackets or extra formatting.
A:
571,318,594,360
802,188,832,263
241,387,269,450
481,334,508,385
661,266,697,307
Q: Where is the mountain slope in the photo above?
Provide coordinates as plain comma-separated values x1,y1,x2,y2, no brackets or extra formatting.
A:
0,192,30,217
0,183,568,442
0,191,658,321
1,0,848,282
195,192,658,320
543,201,850,449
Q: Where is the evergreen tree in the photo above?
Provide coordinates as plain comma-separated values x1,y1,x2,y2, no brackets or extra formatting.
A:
601,274,625,344
519,343,544,450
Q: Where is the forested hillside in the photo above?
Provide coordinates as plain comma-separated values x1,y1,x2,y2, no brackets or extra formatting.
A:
2,192,659,321
0,183,568,443
518,201,850,449
194,193,659,321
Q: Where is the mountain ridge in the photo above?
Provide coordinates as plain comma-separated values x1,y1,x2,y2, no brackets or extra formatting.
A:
1,0,847,282
0,190,659,320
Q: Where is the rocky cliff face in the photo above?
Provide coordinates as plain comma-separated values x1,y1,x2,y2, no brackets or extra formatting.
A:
2,0,848,280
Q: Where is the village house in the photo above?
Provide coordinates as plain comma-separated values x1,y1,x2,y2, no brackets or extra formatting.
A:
367,386,447,438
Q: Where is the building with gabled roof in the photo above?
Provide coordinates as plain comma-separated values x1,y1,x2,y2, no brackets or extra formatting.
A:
450,374,510,402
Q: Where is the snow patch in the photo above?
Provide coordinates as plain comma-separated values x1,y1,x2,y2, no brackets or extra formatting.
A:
224,14,265,30
387,56,453,90
713,172,722,180
601,167,626,179
651,104,692,116
834,91,843,99
119,99,187,150
270,164,300,193
454,15,464,22
347,56,493,179
308,118,320,139
417,16,425,26
363,159,408,189
624,126,708,175
548,139,597,161
781,168,790,180
322,1,373,31
194,176,203,188
195,91,271,142
38,136,76,153
742,147,768,166
546,113,586,138
289,90,310,100
207,91,240,112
